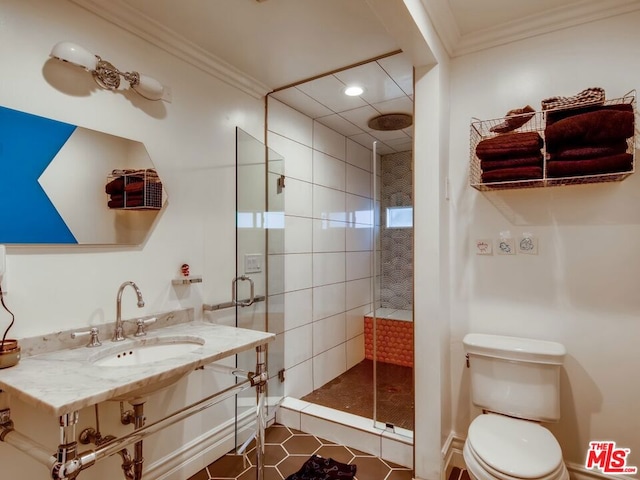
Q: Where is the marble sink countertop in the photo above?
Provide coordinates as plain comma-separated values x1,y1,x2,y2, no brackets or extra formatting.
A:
0,321,275,416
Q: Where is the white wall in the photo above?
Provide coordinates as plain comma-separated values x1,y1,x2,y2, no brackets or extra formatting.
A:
266,97,374,400
0,0,264,478
449,11,640,471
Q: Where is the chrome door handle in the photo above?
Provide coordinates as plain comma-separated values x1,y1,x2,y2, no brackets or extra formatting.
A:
232,275,255,307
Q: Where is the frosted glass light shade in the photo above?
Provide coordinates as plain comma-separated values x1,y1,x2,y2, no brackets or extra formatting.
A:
50,42,97,71
132,74,164,101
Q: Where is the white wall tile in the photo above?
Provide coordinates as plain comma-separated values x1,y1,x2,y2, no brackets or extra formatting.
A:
313,218,346,253
313,252,346,287
284,288,313,331
346,224,373,251
312,343,346,388
347,139,373,172
268,254,285,296
346,278,372,311
284,324,313,369
282,359,314,399
267,132,313,182
284,178,313,217
284,253,313,292
347,194,373,226
313,150,346,191
313,282,346,321
346,164,372,198
346,334,365,369
268,98,313,146
313,313,346,355
313,185,346,222
381,435,413,468
301,412,381,457
346,305,368,339
346,251,371,281
277,405,301,431
284,215,313,254
313,121,346,160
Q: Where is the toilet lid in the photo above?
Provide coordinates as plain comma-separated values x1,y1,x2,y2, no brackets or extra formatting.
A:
467,414,563,479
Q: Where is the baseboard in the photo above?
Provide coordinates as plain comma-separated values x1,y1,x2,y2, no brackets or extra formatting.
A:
145,408,257,480
442,432,466,480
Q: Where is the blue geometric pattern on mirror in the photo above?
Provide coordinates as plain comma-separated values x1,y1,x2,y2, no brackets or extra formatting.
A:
0,106,78,243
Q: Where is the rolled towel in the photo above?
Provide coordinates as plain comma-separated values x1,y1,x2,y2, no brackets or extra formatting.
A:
546,153,633,178
476,131,543,160
481,154,543,171
541,87,605,111
489,105,535,134
481,166,543,183
549,141,629,161
545,109,634,152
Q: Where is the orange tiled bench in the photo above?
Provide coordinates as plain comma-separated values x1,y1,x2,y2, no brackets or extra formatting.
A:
364,316,413,368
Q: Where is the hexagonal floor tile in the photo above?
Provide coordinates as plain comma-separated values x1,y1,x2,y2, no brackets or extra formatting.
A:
282,434,322,455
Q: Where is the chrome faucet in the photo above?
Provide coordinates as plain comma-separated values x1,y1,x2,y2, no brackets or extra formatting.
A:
113,281,145,342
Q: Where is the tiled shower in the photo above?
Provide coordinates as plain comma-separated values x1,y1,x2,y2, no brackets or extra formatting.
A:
267,95,414,432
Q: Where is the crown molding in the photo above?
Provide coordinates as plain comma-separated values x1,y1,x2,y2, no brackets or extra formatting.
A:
417,0,460,58
69,0,271,99
453,0,640,57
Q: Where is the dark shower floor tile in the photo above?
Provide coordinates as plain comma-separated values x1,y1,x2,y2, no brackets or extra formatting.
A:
189,424,414,480
301,359,414,430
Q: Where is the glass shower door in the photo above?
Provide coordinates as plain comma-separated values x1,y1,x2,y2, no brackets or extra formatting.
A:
372,143,415,437
234,128,285,451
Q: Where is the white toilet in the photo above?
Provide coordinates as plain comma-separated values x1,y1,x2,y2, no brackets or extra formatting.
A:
462,333,570,480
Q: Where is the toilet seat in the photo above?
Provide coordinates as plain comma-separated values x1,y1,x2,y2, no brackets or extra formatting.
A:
465,414,567,480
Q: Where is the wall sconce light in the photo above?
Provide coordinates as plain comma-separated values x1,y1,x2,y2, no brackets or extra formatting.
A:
50,41,165,101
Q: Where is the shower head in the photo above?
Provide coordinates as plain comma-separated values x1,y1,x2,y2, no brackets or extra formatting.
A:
368,113,413,131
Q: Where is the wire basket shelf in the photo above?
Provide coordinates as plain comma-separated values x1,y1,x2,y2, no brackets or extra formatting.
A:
470,91,636,191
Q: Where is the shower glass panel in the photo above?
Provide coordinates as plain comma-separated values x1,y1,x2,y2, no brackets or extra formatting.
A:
234,128,285,450
373,146,414,436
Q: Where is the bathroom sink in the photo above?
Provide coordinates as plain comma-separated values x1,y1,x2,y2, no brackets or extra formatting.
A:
90,335,205,367
87,335,206,402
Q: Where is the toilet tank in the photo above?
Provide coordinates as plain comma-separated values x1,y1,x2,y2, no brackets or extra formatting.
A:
463,333,566,422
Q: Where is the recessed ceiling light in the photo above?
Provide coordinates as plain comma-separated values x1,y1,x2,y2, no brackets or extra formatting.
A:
343,85,364,97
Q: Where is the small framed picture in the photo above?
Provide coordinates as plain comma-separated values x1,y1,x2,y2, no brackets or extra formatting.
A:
517,235,538,255
475,239,493,255
496,238,515,255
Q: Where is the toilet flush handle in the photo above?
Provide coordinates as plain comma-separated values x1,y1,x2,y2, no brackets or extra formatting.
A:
465,353,470,368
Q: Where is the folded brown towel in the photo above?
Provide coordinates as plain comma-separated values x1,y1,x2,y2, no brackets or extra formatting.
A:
476,131,544,160
545,102,632,126
108,196,146,208
546,153,633,178
105,177,125,194
541,87,605,111
481,166,543,183
549,141,629,161
481,154,543,171
490,105,535,134
545,109,634,152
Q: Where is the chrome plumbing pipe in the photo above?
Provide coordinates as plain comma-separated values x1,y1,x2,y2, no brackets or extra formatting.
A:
77,378,253,468
201,362,253,380
0,425,57,470
255,344,267,480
